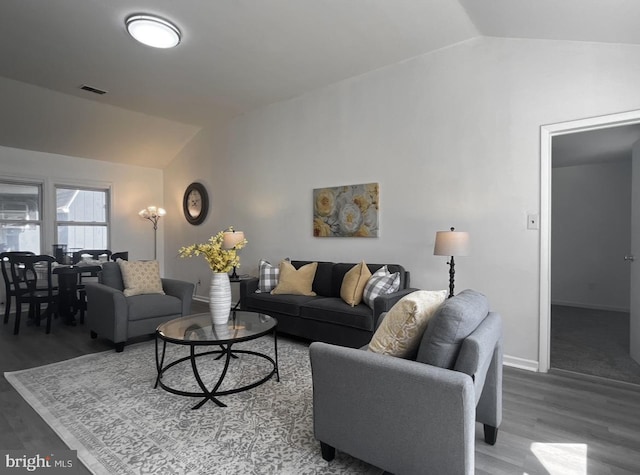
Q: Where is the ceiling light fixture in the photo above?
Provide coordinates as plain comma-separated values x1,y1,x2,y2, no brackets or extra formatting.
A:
125,14,181,49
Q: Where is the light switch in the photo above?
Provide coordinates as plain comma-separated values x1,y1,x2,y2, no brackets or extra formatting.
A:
527,214,539,230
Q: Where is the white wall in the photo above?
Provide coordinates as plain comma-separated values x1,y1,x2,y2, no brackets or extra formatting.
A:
0,145,164,264
551,160,631,311
0,76,200,169
164,36,640,368
163,119,233,299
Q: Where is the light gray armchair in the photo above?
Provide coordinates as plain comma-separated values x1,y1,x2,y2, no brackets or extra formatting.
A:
84,262,194,352
309,289,502,475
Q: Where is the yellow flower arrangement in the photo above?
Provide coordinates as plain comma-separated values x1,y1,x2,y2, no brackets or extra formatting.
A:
178,228,247,273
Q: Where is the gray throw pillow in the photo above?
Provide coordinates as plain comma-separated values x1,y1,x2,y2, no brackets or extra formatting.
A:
415,289,490,369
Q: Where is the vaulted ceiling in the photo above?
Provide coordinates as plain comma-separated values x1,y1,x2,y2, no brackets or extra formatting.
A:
2,0,640,168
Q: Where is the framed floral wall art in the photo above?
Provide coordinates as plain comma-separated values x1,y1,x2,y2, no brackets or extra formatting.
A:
313,183,379,237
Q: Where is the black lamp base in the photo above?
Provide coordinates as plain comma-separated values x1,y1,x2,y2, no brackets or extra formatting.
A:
447,256,456,298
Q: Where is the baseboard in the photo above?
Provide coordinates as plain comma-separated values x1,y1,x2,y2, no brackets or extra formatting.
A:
551,299,629,313
503,354,538,372
549,368,640,389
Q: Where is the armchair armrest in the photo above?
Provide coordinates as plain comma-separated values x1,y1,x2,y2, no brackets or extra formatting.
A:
161,278,194,316
84,282,128,343
455,311,503,434
239,277,259,309
309,342,475,475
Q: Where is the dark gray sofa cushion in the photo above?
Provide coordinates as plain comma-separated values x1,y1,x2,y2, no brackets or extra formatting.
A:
300,297,374,331
416,289,490,369
245,292,318,317
127,294,182,321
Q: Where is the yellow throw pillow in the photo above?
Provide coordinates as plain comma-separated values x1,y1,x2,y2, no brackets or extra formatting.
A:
368,290,447,358
271,260,317,296
340,261,372,307
118,260,165,297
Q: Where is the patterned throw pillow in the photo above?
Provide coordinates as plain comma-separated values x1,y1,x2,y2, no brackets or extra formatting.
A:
117,260,165,297
362,265,400,308
257,259,280,293
368,290,447,358
340,260,372,307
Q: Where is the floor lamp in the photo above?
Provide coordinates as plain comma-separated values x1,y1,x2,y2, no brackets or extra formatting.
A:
139,206,166,260
434,227,470,298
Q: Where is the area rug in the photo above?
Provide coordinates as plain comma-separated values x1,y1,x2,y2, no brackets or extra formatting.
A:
5,337,382,475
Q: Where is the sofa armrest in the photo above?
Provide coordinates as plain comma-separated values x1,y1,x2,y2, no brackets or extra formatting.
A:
239,277,259,309
310,342,475,475
372,287,418,324
84,282,129,343
162,278,194,316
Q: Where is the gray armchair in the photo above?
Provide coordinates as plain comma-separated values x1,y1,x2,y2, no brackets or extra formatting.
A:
309,289,503,475
84,262,194,352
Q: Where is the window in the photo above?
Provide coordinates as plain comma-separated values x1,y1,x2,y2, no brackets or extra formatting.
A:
0,180,42,253
55,186,110,252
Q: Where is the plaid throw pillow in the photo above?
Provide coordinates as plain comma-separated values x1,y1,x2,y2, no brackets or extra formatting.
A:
257,259,280,293
363,265,400,308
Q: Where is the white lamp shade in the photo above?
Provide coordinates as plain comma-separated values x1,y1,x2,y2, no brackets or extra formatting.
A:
434,230,470,257
223,230,245,249
139,206,166,219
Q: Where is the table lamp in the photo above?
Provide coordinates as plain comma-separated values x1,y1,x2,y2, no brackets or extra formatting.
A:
434,227,470,298
223,229,246,279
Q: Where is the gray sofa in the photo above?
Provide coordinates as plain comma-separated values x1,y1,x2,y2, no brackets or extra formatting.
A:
309,289,503,475
84,262,194,352
240,260,414,348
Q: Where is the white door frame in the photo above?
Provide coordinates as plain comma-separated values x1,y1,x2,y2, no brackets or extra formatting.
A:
539,109,640,372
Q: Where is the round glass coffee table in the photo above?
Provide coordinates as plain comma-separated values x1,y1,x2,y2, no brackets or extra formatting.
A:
155,311,279,409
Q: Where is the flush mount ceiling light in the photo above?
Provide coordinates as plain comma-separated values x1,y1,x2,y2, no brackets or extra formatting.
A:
126,14,181,49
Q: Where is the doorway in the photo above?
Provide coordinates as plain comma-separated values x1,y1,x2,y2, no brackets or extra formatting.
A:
540,110,640,383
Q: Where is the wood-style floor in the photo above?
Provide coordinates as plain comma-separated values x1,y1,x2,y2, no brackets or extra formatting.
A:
1,305,639,474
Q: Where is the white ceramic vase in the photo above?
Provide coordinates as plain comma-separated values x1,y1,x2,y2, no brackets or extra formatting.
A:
209,272,231,325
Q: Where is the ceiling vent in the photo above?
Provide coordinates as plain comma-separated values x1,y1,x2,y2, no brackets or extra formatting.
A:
80,84,108,95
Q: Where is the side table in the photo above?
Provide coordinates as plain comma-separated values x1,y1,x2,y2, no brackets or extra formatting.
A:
229,275,252,310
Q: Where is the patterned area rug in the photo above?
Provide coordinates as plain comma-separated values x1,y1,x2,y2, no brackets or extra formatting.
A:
5,337,382,474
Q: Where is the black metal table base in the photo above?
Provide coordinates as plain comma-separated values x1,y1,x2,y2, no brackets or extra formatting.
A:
154,334,279,409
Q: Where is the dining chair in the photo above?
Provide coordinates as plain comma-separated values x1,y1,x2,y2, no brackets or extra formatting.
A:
76,265,103,324
110,251,129,261
52,264,97,325
1,251,36,326
70,250,125,324
8,254,58,334
72,249,122,322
